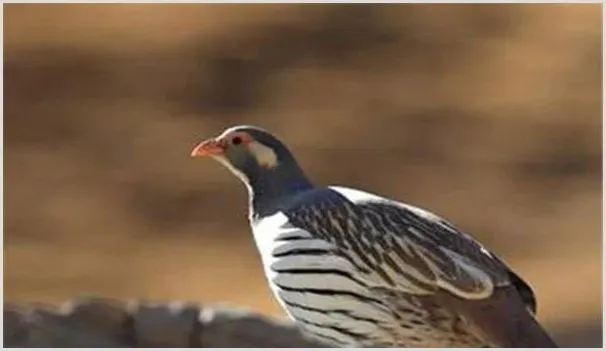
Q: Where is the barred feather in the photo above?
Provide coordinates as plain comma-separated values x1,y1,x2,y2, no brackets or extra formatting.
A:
197,125,556,347
251,186,554,347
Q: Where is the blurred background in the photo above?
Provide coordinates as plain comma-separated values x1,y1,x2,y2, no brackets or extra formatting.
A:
4,4,602,347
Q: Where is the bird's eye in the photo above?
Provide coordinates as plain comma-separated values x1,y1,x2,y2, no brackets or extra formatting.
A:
232,136,242,145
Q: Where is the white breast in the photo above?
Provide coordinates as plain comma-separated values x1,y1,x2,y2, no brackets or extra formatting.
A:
250,211,400,346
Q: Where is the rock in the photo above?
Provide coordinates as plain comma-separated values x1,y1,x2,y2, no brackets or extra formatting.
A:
3,297,327,348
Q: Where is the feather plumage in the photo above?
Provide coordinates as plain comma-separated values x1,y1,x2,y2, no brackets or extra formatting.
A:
193,125,557,348
251,186,556,347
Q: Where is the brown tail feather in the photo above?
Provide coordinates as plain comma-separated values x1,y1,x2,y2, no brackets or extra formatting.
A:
437,286,558,348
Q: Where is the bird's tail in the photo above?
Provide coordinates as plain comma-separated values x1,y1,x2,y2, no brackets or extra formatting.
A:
508,309,559,348
437,286,559,348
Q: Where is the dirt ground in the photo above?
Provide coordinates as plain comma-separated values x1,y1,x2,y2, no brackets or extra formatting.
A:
4,4,602,347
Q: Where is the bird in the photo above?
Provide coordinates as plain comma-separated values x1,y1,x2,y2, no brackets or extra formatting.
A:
190,125,558,348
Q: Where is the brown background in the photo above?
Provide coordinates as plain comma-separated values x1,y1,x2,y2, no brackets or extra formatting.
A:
4,4,602,347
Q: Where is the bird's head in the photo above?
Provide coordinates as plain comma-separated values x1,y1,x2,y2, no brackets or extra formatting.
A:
191,125,307,190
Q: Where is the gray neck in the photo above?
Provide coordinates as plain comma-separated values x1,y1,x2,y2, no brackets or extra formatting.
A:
245,163,314,220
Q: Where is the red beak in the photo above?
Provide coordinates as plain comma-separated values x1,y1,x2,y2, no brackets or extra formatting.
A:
191,139,225,157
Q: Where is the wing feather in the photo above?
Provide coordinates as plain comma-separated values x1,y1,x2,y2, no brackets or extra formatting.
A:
276,186,554,346
282,187,524,300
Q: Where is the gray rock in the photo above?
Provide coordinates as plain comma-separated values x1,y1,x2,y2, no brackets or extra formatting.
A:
3,297,327,348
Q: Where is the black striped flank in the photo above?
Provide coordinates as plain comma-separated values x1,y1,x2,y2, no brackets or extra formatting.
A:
272,247,332,258
271,267,369,288
282,298,387,325
274,283,387,307
275,233,312,241
302,328,344,347
334,249,372,275
291,313,369,342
